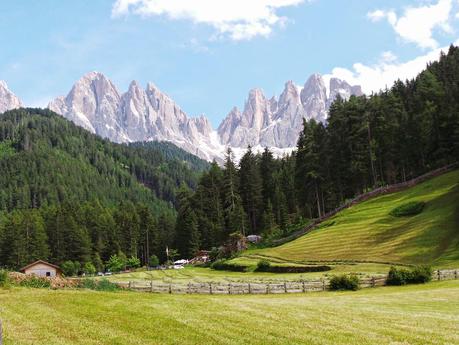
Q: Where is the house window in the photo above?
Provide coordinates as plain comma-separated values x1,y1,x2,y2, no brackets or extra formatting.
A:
46,272,51,277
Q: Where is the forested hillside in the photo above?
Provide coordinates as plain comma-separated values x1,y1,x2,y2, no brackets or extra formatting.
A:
174,45,459,256
0,108,208,269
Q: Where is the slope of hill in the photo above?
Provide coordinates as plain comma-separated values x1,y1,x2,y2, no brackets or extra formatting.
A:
240,170,459,268
0,108,208,212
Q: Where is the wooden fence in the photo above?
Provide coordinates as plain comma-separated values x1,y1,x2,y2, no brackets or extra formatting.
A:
114,268,458,295
272,163,458,246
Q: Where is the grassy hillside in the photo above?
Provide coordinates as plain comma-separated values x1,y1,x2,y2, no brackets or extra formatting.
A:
1,281,458,344
240,170,459,268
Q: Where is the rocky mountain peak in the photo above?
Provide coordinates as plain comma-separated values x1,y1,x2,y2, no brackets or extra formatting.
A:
0,80,24,114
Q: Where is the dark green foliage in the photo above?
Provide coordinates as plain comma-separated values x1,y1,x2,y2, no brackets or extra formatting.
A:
263,265,332,273
0,269,9,287
126,257,141,269
390,201,426,217
105,254,126,273
61,261,79,277
329,274,360,291
83,262,96,275
386,266,433,285
18,275,51,288
256,259,271,272
80,278,120,291
148,255,159,267
210,259,247,272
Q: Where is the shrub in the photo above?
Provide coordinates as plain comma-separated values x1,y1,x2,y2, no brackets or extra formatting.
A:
390,201,425,217
329,274,360,291
106,254,126,273
83,262,96,276
149,255,159,268
410,265,433,283
256,260,271,272
61,261,78,277
79,278,120,291
19,275,51,288
0,269,10,287
126,256,141,269
210,260,246,272
387,266,432,285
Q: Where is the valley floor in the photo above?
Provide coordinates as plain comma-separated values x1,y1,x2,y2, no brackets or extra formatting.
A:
1,281,458,345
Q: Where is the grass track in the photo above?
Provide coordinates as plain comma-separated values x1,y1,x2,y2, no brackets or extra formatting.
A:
243,170,459,268
1,281,458,344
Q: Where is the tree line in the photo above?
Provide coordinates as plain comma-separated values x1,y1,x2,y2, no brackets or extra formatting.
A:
174,45,459,256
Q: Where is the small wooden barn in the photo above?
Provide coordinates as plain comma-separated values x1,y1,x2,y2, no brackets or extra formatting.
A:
19,260,62,277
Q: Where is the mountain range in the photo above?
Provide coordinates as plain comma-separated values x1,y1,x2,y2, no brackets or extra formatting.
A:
0,72,362,161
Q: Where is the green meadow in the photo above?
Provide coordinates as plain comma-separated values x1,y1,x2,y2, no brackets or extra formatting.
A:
1,281,458,345
238,170,459,269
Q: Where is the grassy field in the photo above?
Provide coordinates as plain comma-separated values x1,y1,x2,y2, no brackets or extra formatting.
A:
238,170,459,268
1,281,458,344
105,263,391,284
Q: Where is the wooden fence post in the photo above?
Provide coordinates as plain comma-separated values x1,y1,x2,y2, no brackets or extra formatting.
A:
455,270,458,280
322,278,326,291
248,283,251,294
437,270,441,281
128,281,132,289
266,283,269,294
302,280,306,293
150,280,153,293
209,283,212,294
228,283,232,295
187,283,191,294
168,283,172,294
371,276,376,288
284,282,287,293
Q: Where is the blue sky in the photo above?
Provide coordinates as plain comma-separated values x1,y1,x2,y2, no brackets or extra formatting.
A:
1,0,459,127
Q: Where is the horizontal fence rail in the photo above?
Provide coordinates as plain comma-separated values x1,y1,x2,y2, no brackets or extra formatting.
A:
114,268,459,295
272,163,458,246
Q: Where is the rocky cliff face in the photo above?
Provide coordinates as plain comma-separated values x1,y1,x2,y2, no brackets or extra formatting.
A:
49,72,222,161
47,71,362,161
0,81,24,113
218,74,362,149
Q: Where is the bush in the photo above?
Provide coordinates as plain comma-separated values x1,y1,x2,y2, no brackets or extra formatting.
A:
256,260,271,272
390,201,425,217
83,262,96,276
79,278,120,291
148,255,159,267
126,257,141,269
61,261,78,277
387,266,432,285
210,260,247,272
19,275,51,288
0,269,10,287
329,274,360,291
106,254,126,273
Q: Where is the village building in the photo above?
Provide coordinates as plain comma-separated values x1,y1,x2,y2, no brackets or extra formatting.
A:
19,260,63,278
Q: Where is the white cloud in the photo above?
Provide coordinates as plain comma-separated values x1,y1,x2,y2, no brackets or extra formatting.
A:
324,41,459,94
367,0,453,49
112,0,305,40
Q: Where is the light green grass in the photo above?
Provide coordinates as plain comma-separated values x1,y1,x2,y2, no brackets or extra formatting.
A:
243,170,459,268
1,281,458,344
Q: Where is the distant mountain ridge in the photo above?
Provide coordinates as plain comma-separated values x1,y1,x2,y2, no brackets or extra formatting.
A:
0,72,362,161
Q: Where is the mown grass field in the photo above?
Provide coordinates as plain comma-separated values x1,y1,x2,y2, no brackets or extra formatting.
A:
240,170,459,268
105,263,390,284
1,281,458,345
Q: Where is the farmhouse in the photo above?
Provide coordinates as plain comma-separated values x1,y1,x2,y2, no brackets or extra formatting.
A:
20,260,62,277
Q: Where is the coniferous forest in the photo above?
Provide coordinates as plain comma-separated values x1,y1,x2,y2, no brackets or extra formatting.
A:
1,46,459,269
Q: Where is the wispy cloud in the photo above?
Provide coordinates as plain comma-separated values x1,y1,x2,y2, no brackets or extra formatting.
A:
325,41,459,94
368,0,453,49
112,0,305,41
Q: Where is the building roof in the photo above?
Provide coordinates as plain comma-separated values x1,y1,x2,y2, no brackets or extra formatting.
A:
19,260,62,273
